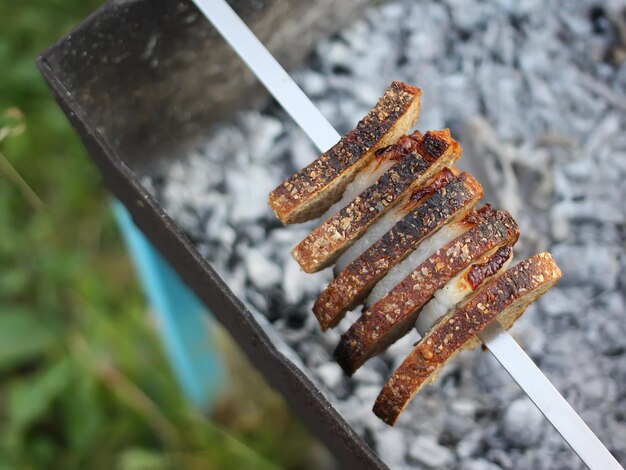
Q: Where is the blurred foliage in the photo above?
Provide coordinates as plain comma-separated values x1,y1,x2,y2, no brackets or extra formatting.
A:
0,1,318,468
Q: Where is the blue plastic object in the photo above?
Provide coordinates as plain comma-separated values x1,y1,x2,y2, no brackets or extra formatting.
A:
112,200,222,410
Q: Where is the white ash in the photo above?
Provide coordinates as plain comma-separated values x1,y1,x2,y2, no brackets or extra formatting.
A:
409,435,456,468
377,427,409,468
502,398,545,448
145,0,626,467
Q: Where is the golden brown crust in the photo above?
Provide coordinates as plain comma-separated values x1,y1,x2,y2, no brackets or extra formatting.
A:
292,129,462,273
313,172,483,330
269,81,422,224
335,206,519,375
373,253,562,425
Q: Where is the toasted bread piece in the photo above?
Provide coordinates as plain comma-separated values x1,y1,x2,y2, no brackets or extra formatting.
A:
414,245,514,335
269,81,422,224
313,172,483,330
292,129,462,272
373,253,562,425
321,131,424,222
336,207,519,375
333,166,458,276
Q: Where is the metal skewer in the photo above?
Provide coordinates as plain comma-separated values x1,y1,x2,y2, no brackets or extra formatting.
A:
478,322,619,470
191,1,622,468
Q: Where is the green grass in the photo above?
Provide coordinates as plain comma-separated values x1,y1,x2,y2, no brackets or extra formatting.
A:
0,1,318,468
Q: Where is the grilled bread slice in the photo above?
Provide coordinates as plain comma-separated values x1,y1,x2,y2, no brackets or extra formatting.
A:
292,129,462,273
373,252,562,425
336,206,519,375
313,172,483,330
414,245,514,335
332,166,459,276
269,81,422,224
320,131,424,222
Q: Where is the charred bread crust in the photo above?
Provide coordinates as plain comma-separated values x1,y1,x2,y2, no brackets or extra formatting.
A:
292,129,462,273
373,252,562,425
269,81,422,224
415,129,461,164
313,172,483,330
335,207,519,375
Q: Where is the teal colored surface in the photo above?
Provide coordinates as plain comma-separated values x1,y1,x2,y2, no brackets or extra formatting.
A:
112,201,222,410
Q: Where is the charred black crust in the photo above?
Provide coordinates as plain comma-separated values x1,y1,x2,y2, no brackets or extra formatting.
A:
335,312,417,376
293,152,430,265
337,150,431,233
312,173,482,329
292,129,462,273
334,207,518,375
339,150,430,227
269,82,421,223
420,132,450,160
354,81,421,148
358,174,478,269
373,253,561,425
